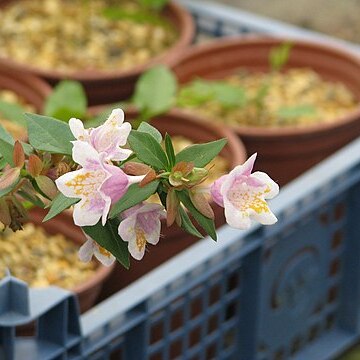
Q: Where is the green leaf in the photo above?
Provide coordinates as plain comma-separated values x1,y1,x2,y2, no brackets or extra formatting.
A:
0,124,32,157
82,218,130,269
26,113,74,155
0,101,27,126
0,138,14,166
0,158,7,170
277,105,317,119
138,121,162,143
35,175,58,200
253,83,270,110
128,130,168,169
44,80,87,121
43,193,79,222
0,182,18,197
178,191,217,240
132,65,177,118
110,180,159,218
176,79,215,107
0,124,13,143
138,0,168,11
164,133,175,168
175,138,227,168
103,7,167,25
177,79,247,109
269,42,293,72
18,190,46,208
178,206,203,238
211,83,247,109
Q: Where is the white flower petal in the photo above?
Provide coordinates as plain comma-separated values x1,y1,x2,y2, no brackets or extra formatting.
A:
94,245,116,266
73,198,103,226
116,122,132,146
128,237,146,260
78,238,95,263
228,153,257,179
55,169,87,198
69,118,89,141
252,209,278,225
252,171,279,199
136,203,165,215
101,196,111,226
56,167,105,198
71,141,102,168
111,148,133,162
146,220,162,245
106,108,125,127
223,198,252,229
118,215,137,243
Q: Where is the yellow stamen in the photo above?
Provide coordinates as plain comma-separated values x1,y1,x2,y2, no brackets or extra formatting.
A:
135,228,147,252
98,245,112,258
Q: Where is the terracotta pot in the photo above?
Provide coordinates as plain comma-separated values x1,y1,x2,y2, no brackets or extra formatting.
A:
28,208,114,313
0,1,194,106
172,37,360,185
98,108,246,299
0,64,52,141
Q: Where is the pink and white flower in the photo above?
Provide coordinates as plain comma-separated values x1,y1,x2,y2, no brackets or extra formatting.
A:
55,141,142,227
69,108,132,161
78,234,115,267
118,203,166,260
211,153,279,230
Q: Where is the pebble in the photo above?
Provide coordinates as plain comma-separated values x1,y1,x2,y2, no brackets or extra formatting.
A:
0,223,97,289
0,0,177,72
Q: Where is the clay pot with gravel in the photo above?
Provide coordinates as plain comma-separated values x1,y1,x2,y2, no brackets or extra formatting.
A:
97,108,247,299
0,0,194,106
0,208,114,314
0,64,51,141
173,37,360,185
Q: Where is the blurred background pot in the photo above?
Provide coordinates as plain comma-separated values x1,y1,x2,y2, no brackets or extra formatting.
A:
0,64,51,141
98,108,246,299
0,1,195,106
173,37,360,185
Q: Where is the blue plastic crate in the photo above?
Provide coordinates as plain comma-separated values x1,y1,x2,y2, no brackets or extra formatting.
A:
3,137,360,360
2,2,360,359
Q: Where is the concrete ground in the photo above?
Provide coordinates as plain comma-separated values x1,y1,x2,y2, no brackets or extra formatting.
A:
205,0,360,44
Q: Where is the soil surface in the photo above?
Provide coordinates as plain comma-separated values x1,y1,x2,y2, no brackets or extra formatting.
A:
211,0,360,44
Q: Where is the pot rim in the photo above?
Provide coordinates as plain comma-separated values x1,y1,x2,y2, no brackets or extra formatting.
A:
0,1,195,81
174,36,360,139
0,65,52,112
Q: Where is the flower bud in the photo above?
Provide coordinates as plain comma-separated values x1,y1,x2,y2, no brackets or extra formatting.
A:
123,162,151,176
166,189,180,227
27,154,43,177
140,169,156,187
187,167,209,185
13,141,25,168
36,175,58,200
0,167,20,190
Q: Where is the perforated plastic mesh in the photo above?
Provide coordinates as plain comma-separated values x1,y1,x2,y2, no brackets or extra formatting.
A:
147,261,243,360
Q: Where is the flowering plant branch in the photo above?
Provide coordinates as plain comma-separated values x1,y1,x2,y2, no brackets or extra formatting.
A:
0,108,279,269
